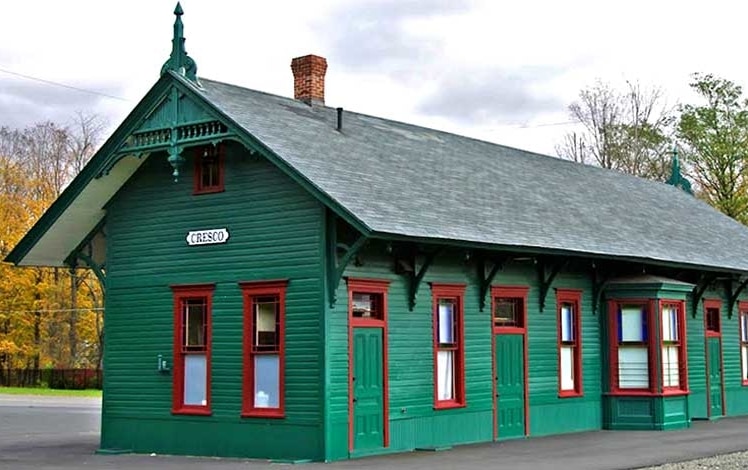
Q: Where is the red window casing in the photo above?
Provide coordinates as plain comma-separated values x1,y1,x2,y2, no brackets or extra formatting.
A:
608,299,657,395
431,283,466,409
659,300,688,394
239,280,288,418
171,284,214,415
739,302,748,386
193,144,225,194
556,289,583,397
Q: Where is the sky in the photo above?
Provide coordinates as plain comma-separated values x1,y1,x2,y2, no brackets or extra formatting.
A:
2,0,748,156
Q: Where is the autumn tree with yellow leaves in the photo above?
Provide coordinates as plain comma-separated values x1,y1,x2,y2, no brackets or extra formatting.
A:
0,115,104,383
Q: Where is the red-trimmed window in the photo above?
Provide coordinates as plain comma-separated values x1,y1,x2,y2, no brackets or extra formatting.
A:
492,286,528,333
557,289,582,397
171,284,214,415
610,301,652,392
740,303,748,385
660,301,687,391
194,144,224,194
431,283,466,409
705,301,721,334
239,280,287,418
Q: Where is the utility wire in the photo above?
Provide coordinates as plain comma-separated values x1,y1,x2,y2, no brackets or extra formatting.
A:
0,67,130,102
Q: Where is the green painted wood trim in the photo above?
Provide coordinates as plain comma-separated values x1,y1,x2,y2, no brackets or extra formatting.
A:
727,277,748,319
64,218,106,267
368,231,748,277
477,256,506,311
537,258,568,312
168,73,372,237
325,211,367,307
692,274,718,318
405,247,442,311
4,74,176,265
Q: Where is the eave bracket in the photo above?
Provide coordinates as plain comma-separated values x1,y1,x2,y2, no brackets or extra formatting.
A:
478,256,507,312
726,277,748,319
538,259,568,312
326,213,367,308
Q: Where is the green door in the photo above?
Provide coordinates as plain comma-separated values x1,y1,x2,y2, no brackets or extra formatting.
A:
495,334,525,439
352,327,384,451
707,337,724,417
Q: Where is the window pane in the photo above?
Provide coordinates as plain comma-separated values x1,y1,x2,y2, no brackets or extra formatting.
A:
706,308,720,333
561,304,574,342
437,350,454,400
741,314,748,342
662,306,678,342
254,355,280,408
184,299,206,349
560,345,575,391
495,298,521,327
438,301,455,344
620,307,645,342
618,346,649,388
184,354,207,405
352,293,379,318
255,299,278,348
662,345,680,387
742,345,748,380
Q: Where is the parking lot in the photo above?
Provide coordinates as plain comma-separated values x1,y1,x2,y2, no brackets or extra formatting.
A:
2,394,748,469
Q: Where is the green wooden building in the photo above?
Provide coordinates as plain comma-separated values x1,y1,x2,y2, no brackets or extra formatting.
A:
8,5,748,462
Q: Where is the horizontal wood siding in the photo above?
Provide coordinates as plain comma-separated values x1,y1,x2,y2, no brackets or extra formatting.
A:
325,244,603,459
102,142,324,460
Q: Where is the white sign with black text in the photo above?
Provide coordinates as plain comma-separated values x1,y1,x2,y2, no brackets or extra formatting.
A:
186,228,230,246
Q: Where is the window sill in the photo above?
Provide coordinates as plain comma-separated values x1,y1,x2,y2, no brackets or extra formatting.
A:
742,380,748,387
493,326,525,334
662,389,689,396
241,409,285,419
172,407,212,416
558,391,583,398
434,401,466,410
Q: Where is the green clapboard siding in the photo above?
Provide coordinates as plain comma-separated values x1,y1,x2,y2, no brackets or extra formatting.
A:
324,246,603,460
102,142,325,461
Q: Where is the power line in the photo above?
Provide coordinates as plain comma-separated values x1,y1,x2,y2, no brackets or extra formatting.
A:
0,67,130,102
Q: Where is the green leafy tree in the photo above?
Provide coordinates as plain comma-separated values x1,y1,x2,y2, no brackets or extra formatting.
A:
677,73,748,223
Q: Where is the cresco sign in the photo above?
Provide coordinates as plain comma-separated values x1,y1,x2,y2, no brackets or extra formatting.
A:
186,228,230,246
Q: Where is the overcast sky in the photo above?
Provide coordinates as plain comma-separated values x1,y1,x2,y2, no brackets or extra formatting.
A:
2,0,748,156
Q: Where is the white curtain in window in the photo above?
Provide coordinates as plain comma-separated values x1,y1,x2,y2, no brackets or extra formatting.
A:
560,345,575,390
437,350,454,400
621,308,645,341
184,354,207,405
662,307,678,341
254,355,280,408
742,345,748,381
561,306,574,342
662,345,679,387
438,303,454,344
618,346,648,388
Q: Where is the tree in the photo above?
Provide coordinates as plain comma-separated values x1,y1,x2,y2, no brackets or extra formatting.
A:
677,73,748,223
557,80,674,180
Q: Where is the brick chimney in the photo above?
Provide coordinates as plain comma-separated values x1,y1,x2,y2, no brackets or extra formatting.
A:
291,54,327,106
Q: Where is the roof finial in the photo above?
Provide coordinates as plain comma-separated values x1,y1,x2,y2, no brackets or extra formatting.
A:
161,2,199,84
667,145,693,195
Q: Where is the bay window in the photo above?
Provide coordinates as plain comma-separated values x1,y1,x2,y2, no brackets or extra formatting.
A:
240,280,287,417
171,284,214,415
610,301,651,391
431,283,466,408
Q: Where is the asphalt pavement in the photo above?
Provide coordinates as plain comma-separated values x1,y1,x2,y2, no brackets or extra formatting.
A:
1,394,747,469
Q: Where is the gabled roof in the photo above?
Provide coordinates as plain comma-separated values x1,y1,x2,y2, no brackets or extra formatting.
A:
8,71,748,275
192,75,748,273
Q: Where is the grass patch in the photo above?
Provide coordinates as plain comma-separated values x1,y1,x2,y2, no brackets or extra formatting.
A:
0,386,101,398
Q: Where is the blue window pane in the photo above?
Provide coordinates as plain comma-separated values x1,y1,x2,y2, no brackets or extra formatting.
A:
438,301,455,344
561,305,574,342
184,354,207,406
254,355,280,408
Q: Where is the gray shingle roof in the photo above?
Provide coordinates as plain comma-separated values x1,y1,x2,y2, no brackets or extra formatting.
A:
194,76,748,273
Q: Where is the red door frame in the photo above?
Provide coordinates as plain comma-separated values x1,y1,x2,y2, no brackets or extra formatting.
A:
490,285,530,440
347,278,390,453
703,299,726,417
